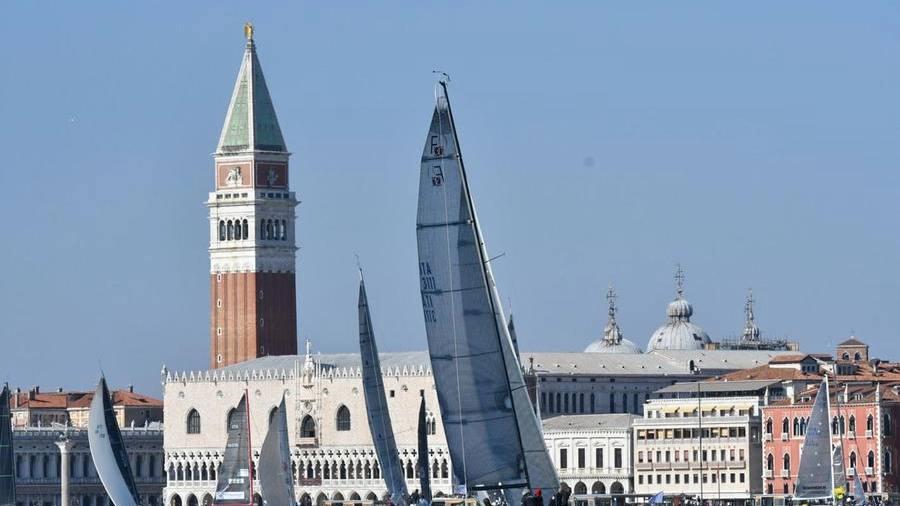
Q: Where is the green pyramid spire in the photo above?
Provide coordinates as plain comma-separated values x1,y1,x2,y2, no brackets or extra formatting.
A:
217,32,287,153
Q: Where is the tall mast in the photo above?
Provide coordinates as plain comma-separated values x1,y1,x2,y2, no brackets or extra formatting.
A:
438,80,530,488
825,376,836,501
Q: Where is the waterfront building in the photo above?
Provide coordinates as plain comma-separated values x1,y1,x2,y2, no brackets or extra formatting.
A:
758,338,900,504
162,348,453,506
631,380,774,505
5,386,165,506
542,414,637,505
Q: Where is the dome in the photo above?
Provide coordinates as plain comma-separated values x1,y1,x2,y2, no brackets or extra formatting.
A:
666,298,693,319
584,285,643,354
646,265,711,352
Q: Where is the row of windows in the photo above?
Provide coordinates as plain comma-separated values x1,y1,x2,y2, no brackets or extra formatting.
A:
637,427,747,441
216,219,289,241
542,391,648,415
638,472,746,486
559,447,622,469
638,448,745,463
765,413,890,437
767,480,879,495
187,405,437,437
14,452,160,479
766,450,892,473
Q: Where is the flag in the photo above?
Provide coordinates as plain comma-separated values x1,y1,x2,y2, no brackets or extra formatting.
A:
650,492,664,504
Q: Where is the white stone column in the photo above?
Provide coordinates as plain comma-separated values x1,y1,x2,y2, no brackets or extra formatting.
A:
55,440,75,506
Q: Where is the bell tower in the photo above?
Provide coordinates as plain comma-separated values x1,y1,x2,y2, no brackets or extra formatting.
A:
207,24,299,368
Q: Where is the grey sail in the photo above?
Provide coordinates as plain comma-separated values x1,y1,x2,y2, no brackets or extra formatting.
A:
359,278,409,506
417,397,432,504
87,376,141,506
415,82,558,493
795,378,835,500
0,385,15,506
214,393,254,506
832,442,847,499
259,395,296,506
852,468,867,505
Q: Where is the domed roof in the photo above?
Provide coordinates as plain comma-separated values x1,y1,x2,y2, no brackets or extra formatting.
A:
646,266,711,352
585,286,643,354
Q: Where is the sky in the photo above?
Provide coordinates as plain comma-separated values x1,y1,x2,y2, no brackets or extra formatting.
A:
1,3,898,398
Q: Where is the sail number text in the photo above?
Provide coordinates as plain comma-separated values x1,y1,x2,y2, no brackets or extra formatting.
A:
420,262,438,323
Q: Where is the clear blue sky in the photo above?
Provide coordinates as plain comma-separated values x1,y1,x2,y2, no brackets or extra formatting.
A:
2,3,898,398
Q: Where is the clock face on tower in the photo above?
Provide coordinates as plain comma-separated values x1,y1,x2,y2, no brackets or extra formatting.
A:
256,163,287,188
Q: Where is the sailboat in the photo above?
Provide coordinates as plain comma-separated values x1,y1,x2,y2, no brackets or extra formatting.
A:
417,397,432,506
1,384,15,506
794,377,839,504
415,80,559,499
214,392,255,506
88,376,141,506
258,395,297,506
358,275,410,506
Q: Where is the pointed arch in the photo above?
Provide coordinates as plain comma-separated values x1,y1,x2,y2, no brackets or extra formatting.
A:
186,409,201,434
300,415,316,438
336,405,351,431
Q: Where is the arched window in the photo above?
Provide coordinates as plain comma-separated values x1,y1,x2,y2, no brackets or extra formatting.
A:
868,451,875,468
850,452,857,468
234,220,242,240
885,413,893,436
301,415,316,438
885,451,893,474
842,353,850,360
555,393,561,413
260,219,267,239
855,352,862,361
564,393,569,413
800,417,808,435
186,409,201,434
579,393,585,413
849,415,856,433
622,393,628,413
766,453,774,470
833,417,840,435
793,417,800,436
227,220,234,240
242,219,249,240
840,416,846,435
782,417,790,436
609,393,615,413
266,220,274,240
766,418,773,435
219,221,226,241
783,453,791,471
281,220,287,240
868,414,875,432
336,406,351,431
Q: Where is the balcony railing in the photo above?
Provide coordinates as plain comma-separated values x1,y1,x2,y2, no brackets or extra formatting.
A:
763,470,773,478
781,470,790,478
866,467,874,476
781,433,788,441
849,431,856,439
866,430,873,438
727,460,746,469
635,462,653,471
764,433,773,442
654,462,671,471
847,469,856,477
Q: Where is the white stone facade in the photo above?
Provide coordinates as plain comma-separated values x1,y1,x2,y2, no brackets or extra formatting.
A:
162,352,453,506
542,414,636,499
632,392,764,503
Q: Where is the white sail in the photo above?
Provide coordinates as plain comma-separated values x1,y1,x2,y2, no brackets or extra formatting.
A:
87,377,140,506
259,395,297,506
852,468,867,506
416,82,558,493
359,277,410,506
795,378,835,501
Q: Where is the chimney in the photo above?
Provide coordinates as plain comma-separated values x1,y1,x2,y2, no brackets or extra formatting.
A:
13,388,19,408
128,384,134,393
57,387,63,393
28,386,38,401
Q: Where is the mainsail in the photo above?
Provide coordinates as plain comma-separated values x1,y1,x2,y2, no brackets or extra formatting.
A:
795,378,835,501
259,395,297,506
0,384,15,506
214,392,254,506
832,443,847,500
87,376,141,506
417,397,432,505
415,81,559,493
358,277,409,506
